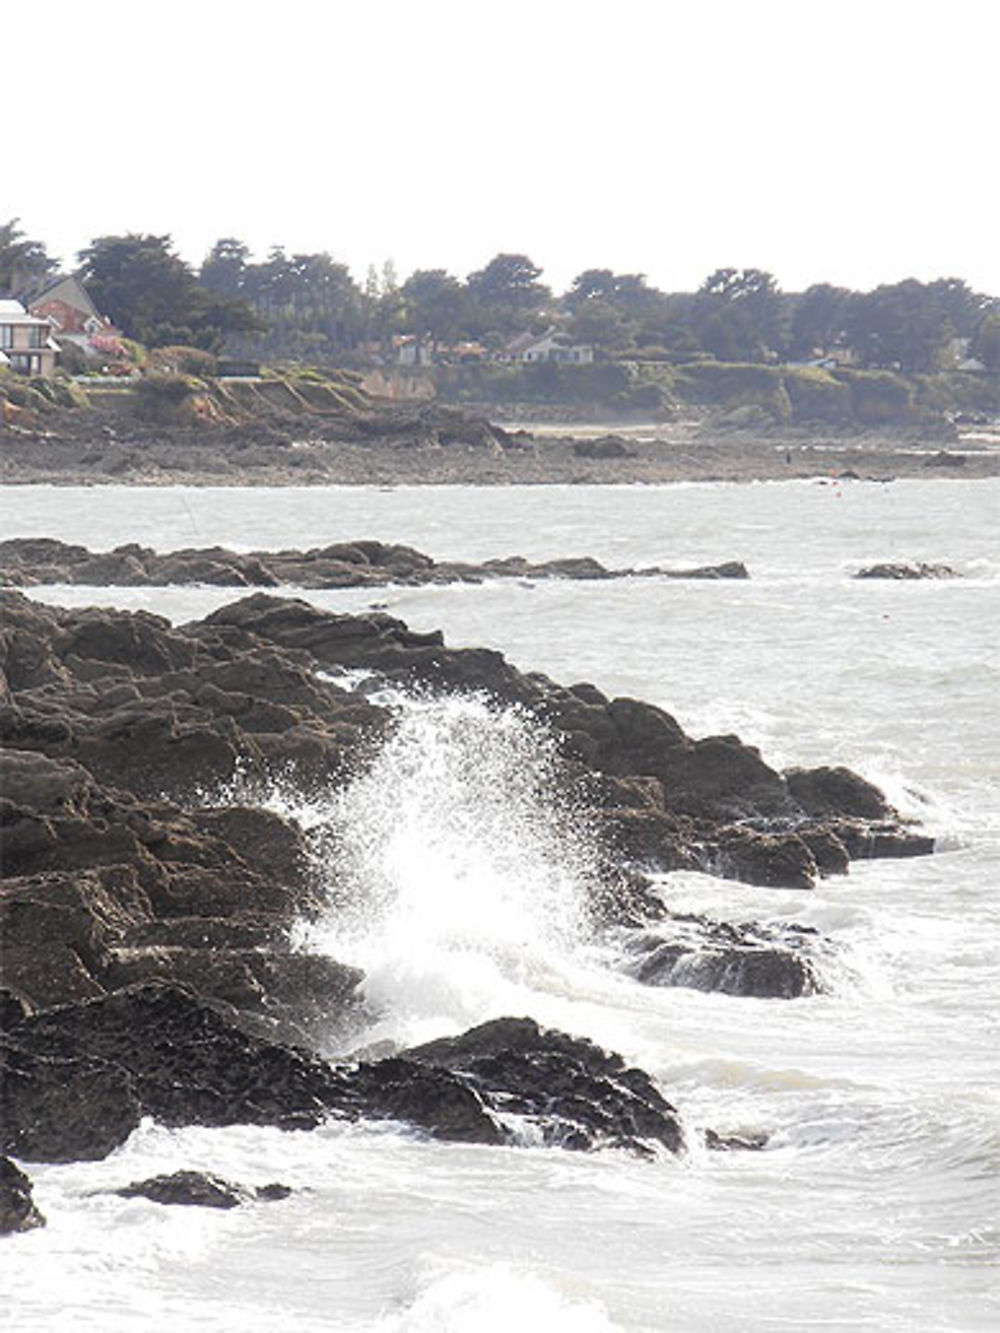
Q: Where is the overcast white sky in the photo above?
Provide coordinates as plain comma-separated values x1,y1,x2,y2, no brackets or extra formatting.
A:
6,0,998,295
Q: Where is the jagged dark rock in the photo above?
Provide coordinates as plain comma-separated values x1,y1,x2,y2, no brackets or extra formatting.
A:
1,985,347,1161
572,435,634,459
402,1016,684,1155
0,589,936,1165
625,921,821,1000
0,1156,46,1233
2,986,683,1161
785,766,893,821
113,1170,292,1209
704,1129,769,1151
854,561,958,579
0,538,748,590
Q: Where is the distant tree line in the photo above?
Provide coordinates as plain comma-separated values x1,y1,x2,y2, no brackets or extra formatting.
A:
3,217,998,373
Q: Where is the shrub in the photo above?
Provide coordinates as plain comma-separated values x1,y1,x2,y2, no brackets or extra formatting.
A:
912,372,999,414
675,362,791,423
49,377,90,409
27,377,58,403
146,345,218,378
55,341,89,376
134,372,201,422
782,367,852,423
1,380,52,412
833,369,914,424
614,381,672,413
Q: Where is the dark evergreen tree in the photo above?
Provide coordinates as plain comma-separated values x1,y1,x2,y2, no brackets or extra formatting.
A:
0,218,57,296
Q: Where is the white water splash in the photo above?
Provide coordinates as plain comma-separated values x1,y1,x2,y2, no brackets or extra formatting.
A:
293,692,603,1046
373,1261,625,1332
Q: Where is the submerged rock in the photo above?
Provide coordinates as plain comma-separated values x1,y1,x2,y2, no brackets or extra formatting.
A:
704,1129,769,1151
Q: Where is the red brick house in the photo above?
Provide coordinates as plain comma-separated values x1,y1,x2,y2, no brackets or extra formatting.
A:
28,275,125,361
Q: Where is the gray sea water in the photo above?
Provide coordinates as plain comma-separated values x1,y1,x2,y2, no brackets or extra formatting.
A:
3,477,999,1331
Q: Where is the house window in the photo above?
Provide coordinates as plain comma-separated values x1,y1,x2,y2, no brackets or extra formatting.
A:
0,326,13,349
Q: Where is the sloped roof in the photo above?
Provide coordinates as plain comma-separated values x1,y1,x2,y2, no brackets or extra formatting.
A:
0,299,51,327
27,274,102,319
504,327,562,354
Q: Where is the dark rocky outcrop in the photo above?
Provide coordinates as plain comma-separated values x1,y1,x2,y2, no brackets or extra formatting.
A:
2,985,682,1161
854,562,957,579
704,1128,769,1151
1,985,352,1160
401,1016,684,1155
0,588,935,1168
572,435,634,459
785,766,892,821
0,537,748,590
1,1155,46,1233
622,914,823,1000
113,1171,291,1209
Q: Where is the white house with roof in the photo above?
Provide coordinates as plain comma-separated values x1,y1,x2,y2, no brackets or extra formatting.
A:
502,327,594,365
0,299,60,377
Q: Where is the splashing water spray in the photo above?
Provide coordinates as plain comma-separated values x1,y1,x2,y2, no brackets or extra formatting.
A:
252,690,604,1048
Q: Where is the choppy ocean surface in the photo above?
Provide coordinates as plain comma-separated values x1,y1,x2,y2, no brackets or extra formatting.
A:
4,478,999,1332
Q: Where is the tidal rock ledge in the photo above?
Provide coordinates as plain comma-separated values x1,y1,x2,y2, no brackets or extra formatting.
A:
0,536,748,589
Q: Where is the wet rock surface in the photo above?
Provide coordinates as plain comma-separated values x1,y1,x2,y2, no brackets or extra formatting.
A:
401,1016,684,1155
854,561,958,579
621,913,823,999
0,537,749,589
2,985,682,1160
113,1170,292,1209
1,1155,46,1233
0,589,933,1165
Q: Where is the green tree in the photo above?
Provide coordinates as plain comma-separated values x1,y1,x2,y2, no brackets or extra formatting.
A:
78,234,202,344
0,218,57,295
79,233,259,350
973,313,1000,373
565,268,618,307
400,269,468,345
788,284,853,359
466,253,550,335
199,238,251,298
925,278,987,339
845,279,954,373
565,299,627,350
563,270,661,351
696,268,785,361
